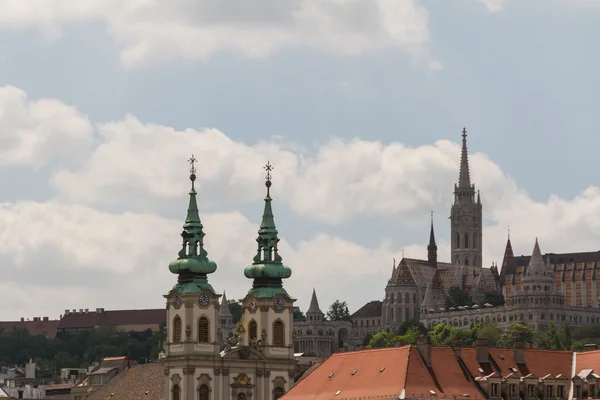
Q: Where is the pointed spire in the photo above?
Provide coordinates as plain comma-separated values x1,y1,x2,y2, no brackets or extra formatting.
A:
477,190,481,204
219,291,232,317
307,288,323,315
168,156,217,293
392,258,396,275
244,162,292,297
458,127,472,188
499,232,516,281
428,211,438,267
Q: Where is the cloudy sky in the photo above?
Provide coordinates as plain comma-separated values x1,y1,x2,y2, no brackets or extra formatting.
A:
1,0,600,321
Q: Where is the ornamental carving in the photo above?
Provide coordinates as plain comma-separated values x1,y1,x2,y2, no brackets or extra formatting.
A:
222,368,230,376
256,369,263,377
170,373,181,385
264,370,271,377
214,368,221,376
183,367,195,375
259,305,270,312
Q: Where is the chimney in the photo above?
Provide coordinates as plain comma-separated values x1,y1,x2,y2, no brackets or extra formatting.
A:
20,317,24,322
72,309,76,313
79,309,83,313
65,309,70,315
85,309,89,313
585,344,599,351
416,337,432,367
513,342,525,364
476,339,489,363
43,317,48,321
452,340,462,358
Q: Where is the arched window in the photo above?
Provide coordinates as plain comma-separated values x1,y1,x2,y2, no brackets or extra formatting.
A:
173,315,182,343
273,387,285,400
198,316,209,343
199,384,210,400
455,232,460,248
273,320,285,347
465,257,469,266
390,293,395,304
172,384,181,400
412,293,416,303
249,320,258,340
405,293,410,304
464,233,469,248
397,293,402,304
473,233,478,249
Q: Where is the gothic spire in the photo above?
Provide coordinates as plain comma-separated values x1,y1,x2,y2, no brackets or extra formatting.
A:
427,211,438,267
244,162,292,298
458,127,472,189
168,155,218,293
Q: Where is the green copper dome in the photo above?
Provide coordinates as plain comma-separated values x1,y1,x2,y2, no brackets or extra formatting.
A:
244,163,292,298
169,158,217,294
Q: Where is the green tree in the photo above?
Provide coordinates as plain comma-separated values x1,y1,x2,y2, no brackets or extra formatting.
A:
445,286,473,309
293,308,306,322
228,300,243,324
562,322,573,350
327,300,351,321
398,318,428,336
396,327,421,345
428,324,454,346
367,331,396,349
362,333,373,346
498,323,535,347
483,292,505,306
476,322,500,346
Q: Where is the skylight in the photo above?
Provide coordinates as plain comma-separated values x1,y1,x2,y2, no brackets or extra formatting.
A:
430,390,437,395
351,370,358,375
380,367,385,372
329,373,334,378
335,390,342,396
499,354,505,360
478,368,484,373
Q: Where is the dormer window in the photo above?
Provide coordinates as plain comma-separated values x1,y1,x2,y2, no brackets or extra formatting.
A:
509,384,517,397
545,385,553,398
557,385,564,399
575,384,582,398
589,384,596,398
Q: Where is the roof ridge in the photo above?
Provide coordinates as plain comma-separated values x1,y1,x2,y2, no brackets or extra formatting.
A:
329,345,411,357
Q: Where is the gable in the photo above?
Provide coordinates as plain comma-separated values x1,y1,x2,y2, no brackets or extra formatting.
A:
390,261,417,285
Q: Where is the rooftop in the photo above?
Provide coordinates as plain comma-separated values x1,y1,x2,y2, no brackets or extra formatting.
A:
350,300,382,319
86,363,163,400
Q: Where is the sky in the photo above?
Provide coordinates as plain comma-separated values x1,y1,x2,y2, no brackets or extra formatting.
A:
1,0,600,321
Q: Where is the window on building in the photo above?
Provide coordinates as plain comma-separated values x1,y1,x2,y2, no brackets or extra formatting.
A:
575,384,582,398
249,320,258,340
198,316,209,343
546,385,553,398
173,315,182,343
473,233,478,249
273,320,285,347
199,384,210,400
509,384,517,397
366,320,369,327
273,387,285,400
541,313,545,320
465,257,469,266
589,384,596,398
557,385,564,399
464,233,469,248
491,383,499,396
528,384,536,398
173,384,181,400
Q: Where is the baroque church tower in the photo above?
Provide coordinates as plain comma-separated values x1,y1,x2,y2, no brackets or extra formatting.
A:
450,128,483,267
164,155,221,400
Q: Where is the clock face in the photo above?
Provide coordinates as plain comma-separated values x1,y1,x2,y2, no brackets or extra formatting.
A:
273,297,285,311
238,374,249,385
198,293,210,307
173,294,182,306
248,297,257,311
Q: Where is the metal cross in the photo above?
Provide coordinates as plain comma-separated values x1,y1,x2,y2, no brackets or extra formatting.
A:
188,154,197,175
264,161,273,181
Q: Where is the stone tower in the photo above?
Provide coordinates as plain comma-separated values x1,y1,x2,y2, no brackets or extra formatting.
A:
450,128,483,267
306,288,325,323
239,161,296,365
164,156,220,400
218,290,234,344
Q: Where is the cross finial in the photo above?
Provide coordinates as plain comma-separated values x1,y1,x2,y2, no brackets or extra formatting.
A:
431,210,434,222
402,248,405,258
462,127,467,138
188,154,197,188
264,161,273,196
508,225,510,239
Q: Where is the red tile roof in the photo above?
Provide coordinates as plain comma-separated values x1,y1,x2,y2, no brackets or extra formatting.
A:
0,319,59,337
58,309,165,331
283,346,411,400
575,349,600,371
86,363,164,400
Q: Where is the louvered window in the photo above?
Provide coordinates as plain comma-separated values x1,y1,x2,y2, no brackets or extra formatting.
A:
273,320,284,347
198,317,209,343
173,316,182,343
249,320,257,340
173,384,181,400
199,384,209,400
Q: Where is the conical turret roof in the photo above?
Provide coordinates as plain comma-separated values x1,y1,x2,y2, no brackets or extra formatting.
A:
219,291,232,317
524,238,553,282
307,288,323,315
458,128,472,188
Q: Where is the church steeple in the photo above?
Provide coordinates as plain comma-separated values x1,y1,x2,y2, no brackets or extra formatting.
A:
427,211,438,267
306,288,324,322
168,155,218,293
450,128,483,267
244,162,292,297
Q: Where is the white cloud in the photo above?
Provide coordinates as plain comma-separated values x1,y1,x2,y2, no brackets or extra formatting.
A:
480,0,504,12
0,0,438,69
4,86,600,319
0,85,93,169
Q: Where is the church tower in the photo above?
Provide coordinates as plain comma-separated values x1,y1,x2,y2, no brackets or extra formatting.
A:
450,128,483,267
164,155,221,400
240,162,295,359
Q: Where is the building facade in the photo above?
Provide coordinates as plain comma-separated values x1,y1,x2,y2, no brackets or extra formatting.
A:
163,160,295,400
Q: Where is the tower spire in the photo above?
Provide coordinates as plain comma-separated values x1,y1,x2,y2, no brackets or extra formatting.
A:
458,127,471,188
168,155,217,293
428,211,438,267
244,162,292,298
